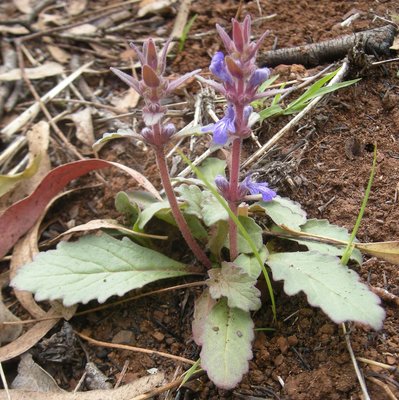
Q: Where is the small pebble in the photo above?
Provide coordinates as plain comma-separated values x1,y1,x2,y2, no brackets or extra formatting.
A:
151,331,165,342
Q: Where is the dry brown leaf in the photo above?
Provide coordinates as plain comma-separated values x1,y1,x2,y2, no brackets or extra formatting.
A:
138,0,175,18
47,45,71,64
44,219,167,246
0,62,64,82
13,0,34,14
0,372,165,399
0,308,59,362
11,353,63,393
0,25,30,35
357,241,399,265
112,88,140,112
66,0,88,16
66,24,97,36
390,36,399,51
0,292,22,345
68,108,95,146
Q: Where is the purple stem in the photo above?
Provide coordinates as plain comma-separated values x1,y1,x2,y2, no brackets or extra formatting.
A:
153,134,212,268
228,137,242,260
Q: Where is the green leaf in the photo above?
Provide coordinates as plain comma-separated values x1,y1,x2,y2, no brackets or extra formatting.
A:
250,195,307,230
207,262,261,311
115,191,140,225
224,216,263,254
184,214,208,240
192,289,216,345
299,219,362,264
175,184,203,218
123,190,160,209
267,251,385,329
234,246,268,278
201,191,229,226
208,220,229,259
135,201,171,230
198,298,254,389
11,233,190,306
178,14,197,52
197,158,227,183
258,104,284,121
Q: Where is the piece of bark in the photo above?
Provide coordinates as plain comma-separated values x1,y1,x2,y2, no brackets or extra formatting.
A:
259,25,397,67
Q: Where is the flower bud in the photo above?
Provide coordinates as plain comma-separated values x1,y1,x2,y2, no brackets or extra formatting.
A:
162,123,176,140
249,68,271,88
215,175,230,197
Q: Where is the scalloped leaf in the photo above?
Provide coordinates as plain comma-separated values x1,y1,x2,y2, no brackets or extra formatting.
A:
267,251,385,329
250,195,307,230
199,298,254,389
134,201,171,230
175,184,203,218
11,233,190,307
234,246,268,278
197,157,226,183
225,216,263,254
202,191,229,226
299,219,362,264
192,289,216,346
207,262,261,311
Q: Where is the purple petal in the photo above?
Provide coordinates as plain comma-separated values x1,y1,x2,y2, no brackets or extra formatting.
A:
210,52,233,83
167,69,201,92
215,175,229,192
249,68,271,88
240,174,277,202
213,121,229,145
110,67,141,94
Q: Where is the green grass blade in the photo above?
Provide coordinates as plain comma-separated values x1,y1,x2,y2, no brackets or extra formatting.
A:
341,144,377,265
178,14,198,52
176,149,277,319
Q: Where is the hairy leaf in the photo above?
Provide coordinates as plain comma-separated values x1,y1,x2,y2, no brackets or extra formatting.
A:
175,184,203,218
226,216,263,254
135,201,171,230
201,191,229,226
250,195,307,230
298,219,362,264
199,298,254,389
234,246,268,278
267,251,385,329
11,233,190,306
192,289,216,346
197,157,226,183
207,262,261,311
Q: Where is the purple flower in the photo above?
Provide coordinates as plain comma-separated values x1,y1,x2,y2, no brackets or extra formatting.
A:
249,68,271,88
202,105,235,145
209,52,232,84
240,174,276,201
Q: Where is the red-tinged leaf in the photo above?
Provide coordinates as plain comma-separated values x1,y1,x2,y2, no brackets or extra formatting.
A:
0,159,161,259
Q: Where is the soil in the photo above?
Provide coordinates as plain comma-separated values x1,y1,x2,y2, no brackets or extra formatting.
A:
1,0,399,399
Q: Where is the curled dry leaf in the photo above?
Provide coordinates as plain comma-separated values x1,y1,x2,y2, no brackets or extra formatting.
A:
12,353,63,393
138,0,176,18
0,371,165,399
47,45,71,64
66,24,97,36
0,62,64,82
0,291,22,345
0,159,161,259
0,308,60,362
68,108,95,147
66,0,88,16
13,0,33,13
44,219,168,246
112,88,140,112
